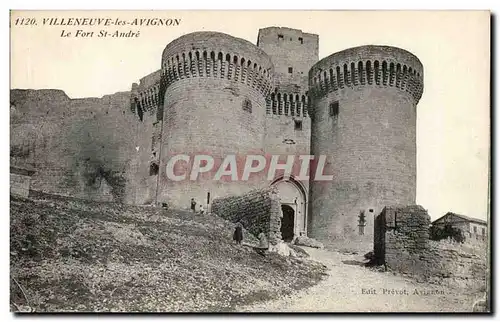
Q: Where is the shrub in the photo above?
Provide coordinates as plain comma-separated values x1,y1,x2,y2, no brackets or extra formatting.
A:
429,224,465,243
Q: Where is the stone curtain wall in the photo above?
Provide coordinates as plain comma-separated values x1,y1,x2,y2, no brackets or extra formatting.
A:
10,89,139,204
211,187,282,245
374,206,488,288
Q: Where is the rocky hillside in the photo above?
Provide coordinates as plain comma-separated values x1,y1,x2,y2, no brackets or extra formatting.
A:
10,192,328,312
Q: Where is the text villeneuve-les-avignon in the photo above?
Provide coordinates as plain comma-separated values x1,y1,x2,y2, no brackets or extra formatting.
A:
13,17,181,38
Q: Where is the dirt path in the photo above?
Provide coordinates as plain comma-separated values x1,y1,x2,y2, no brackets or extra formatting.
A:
239,247,480,312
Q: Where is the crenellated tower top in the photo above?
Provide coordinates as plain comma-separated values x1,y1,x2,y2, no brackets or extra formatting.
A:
309,45,424,104
161,31,275,98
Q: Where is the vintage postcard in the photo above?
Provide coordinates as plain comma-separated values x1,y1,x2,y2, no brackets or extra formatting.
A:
9,10,491,313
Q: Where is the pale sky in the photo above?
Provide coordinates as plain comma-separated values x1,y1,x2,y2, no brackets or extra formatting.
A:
10,10,490,221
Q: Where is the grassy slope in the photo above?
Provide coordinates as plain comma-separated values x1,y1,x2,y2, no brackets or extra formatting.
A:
10,193,328,312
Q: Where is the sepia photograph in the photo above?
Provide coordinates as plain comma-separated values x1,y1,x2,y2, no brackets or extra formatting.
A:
9,10,491,313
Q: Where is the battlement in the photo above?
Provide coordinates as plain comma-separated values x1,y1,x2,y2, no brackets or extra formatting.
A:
130,70,162,117
161,31,275,98
266,90,310,118
309,45,424,103
257,26,319,48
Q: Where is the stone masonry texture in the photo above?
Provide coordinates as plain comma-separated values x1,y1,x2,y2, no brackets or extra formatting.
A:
257,27,318,88
211,187,283,246
373,206,487,288
10,173,31,197
10,89,139,203
374,205,431,267
11,27,425,249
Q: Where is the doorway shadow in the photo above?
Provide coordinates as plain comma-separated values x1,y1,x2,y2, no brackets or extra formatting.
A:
280,205,295,242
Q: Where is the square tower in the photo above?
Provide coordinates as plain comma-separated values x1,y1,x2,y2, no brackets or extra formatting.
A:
257,27,319,88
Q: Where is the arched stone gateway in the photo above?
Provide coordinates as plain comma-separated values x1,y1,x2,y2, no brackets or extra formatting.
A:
271,176,307,241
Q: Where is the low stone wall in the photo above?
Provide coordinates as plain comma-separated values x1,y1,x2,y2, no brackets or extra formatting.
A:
10,166,35,198
10,173,31,198
375,205,430,268
374,205,488,289
211,187,282,245
425,240,488,287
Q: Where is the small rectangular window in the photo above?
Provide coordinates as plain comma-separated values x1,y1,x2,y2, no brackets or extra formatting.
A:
482,228,485,236
288,67,293,74
149,163,159,176
294,120,302,131
298,37,303,44
473,226,477,233
329,101,339,118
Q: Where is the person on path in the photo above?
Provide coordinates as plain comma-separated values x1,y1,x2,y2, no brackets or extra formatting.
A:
190,198,196,213
233,222,243,245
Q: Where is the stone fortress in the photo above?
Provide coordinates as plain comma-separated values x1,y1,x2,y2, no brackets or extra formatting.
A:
129,26,424,247
10,26,424,249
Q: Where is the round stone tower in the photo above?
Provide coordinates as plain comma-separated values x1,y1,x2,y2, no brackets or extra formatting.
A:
158,31,274,209
307,45,424,247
